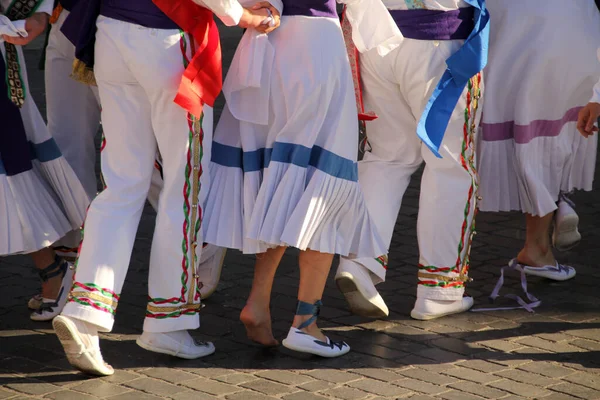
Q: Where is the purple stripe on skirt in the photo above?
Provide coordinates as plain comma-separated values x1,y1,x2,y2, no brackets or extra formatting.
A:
481,107,582,144
282,0,337,18
389,7,474,41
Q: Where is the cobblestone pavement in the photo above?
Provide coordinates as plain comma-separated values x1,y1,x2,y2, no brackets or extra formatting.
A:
2,26,600,400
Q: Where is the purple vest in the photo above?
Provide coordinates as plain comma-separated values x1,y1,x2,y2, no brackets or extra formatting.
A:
100,0,178,30
389,7,474,41
282,0,338,18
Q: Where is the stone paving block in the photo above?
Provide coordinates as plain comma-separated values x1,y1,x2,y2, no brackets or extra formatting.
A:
322,386,371,400
282,392,329,400
226,391,280,400
408,395,441,400
395,378,447,395
240,378,296,395
181,377,241,396
569,338,600,351
169,390,219,400
0,388,15,399
255,371,314,386
347,379,412,397
487,379,552,398
72,380,131,398
105,392,162,400
123,378,187,397
516,337,584,353
428,337,487,356
517,362,576,378
99,371,141,385
447,381,508,399
4,380,60,396
550,382,600,399
493,369,557,387
437,389,487,400
414,348,466,364
475,339,525,352
139,368,198,384
541,393,582,400
215,373,257,385
296,380,336,392
398,367,459,386
442,367,500,384
563,372,600,390
43,390,99,400
349,368,404,382
304,370,362,384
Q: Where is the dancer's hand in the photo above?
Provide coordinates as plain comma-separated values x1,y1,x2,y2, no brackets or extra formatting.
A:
238,6,270,30
252,1,281,34
577,102,600,137
2,13,49,46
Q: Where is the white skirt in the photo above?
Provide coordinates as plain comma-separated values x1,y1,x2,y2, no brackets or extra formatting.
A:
477,0,600,216
0,44,90,255
203,15,386,258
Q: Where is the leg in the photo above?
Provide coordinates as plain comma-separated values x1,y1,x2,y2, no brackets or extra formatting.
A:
29,247,74,321
127,28,214,358
335,44,422,317
408,41,482,319
294,249,334,340
282,249,350,357
518,213,556,267
55,17,156,376
240,246,286,346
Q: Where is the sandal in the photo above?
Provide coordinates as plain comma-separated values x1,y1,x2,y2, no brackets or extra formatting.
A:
282,300,350,358
30,256,75,321
28,247,78,310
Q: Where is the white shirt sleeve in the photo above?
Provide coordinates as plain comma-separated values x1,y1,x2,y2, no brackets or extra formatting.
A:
193,0,245,26
337,0,403,56
591,49,600,104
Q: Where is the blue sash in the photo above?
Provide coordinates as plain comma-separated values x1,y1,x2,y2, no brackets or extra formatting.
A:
416,0,489,158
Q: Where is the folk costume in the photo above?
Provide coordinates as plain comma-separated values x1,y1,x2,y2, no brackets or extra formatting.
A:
335,0,490,320
54,0,240,375
474,0,600,288
0,0,90,322
202,0,396,357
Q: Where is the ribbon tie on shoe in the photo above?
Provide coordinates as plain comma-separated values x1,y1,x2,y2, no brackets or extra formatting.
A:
296,300,322,330
472,259,541,313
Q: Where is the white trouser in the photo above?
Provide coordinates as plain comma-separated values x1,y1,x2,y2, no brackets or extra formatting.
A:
62,16,213,332
343,38,483,301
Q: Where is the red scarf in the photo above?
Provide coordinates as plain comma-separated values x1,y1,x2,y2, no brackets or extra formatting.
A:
152,0,223,118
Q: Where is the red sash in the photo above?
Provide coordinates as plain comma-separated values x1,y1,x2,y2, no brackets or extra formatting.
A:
152,0,223,118
341,9,377,122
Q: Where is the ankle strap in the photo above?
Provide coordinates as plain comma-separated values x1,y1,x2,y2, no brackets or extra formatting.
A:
38,256,67,282
295,300,322,330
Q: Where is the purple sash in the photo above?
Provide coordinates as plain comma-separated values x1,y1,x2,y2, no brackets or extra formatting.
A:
100,0,178,30
389,7,475,41
0,55,31,176
282,0,337,18
60,0,77,11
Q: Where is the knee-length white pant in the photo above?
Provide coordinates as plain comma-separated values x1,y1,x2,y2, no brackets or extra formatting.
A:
62,16,213,333
343,38,483,301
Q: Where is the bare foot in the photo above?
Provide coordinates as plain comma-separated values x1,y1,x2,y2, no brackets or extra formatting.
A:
517,246,556,268
240,304,278,347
